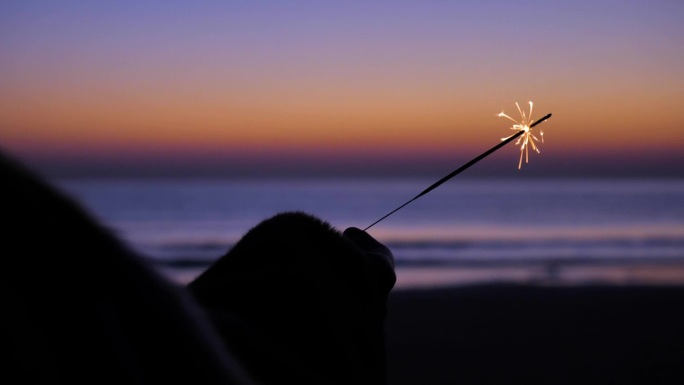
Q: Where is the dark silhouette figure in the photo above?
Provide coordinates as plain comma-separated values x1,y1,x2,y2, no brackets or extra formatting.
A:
1,150,395,384
190,214,395,384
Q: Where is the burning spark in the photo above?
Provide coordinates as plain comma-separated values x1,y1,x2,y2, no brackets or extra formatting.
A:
498,101,544,169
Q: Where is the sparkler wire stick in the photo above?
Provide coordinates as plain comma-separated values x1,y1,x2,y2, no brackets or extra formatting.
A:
363,113,552,231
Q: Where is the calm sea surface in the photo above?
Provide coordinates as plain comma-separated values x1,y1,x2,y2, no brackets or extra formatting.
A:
56,178,684,287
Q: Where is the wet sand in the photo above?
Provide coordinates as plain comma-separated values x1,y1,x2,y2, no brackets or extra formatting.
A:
393,262,684,289
385,283,684,384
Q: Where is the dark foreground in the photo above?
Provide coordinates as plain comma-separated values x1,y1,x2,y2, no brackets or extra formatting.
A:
385,284,684,385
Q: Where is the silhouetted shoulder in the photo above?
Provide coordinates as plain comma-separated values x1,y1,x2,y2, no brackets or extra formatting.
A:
1,150,250,384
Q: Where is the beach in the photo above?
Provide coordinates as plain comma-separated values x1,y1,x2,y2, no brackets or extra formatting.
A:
7,159,684,383
385,283,684,385
154,261,684,384
61,176,684,383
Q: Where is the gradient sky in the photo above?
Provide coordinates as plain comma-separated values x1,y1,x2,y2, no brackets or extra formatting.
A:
1,1,683,178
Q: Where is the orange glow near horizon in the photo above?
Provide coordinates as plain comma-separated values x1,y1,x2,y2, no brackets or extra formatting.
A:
3,86,681,155
1,2,683,177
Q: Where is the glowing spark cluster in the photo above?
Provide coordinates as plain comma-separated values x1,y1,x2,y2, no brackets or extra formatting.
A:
498,101,544,169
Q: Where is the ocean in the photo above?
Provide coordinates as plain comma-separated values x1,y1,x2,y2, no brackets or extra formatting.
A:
56,178,684,288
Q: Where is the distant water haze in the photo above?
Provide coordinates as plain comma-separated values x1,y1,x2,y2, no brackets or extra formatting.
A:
57,178,684,288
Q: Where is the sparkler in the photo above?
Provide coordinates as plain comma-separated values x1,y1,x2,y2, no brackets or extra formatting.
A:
363,104,551,231
499,101,544,169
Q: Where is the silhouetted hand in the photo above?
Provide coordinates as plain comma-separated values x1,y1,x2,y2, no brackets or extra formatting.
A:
343,227,396,297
